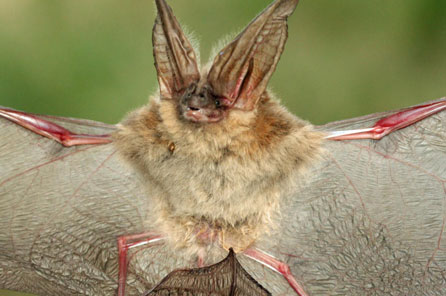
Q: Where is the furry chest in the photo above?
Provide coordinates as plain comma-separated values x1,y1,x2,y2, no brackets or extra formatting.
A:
145,146,283,225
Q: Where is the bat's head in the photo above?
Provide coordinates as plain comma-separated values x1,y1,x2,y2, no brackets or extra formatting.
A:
153,0,299,124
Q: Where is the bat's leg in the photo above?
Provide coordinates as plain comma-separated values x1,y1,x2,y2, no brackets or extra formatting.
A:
117,233,164,296
0,108,111,146
197,248,207,268
325,100,446,140
243,248,308,296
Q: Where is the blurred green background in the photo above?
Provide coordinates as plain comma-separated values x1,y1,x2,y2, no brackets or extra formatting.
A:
1,0,445,127
0,0,445,295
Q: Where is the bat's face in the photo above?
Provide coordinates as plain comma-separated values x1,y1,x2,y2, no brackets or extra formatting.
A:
178,83,228,123
153,0,300,127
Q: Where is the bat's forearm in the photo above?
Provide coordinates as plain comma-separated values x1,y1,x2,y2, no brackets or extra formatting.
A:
0,107,112,146
325,99,446,140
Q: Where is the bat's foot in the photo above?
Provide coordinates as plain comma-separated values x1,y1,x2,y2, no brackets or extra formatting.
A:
325,100,446,140
117,232,164,296
244,248,308,296
0,108,111,146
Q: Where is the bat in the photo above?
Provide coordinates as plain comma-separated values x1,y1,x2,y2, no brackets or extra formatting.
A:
1,0,446,295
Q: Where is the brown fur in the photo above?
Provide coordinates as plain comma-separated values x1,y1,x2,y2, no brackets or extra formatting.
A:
113,88,323,258
113,0,322,261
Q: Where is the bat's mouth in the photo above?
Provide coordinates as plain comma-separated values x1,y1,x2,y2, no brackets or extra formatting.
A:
184,107,225,123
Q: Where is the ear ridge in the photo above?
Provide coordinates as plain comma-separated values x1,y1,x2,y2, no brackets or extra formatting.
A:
207,0,299,110
153,0,200,99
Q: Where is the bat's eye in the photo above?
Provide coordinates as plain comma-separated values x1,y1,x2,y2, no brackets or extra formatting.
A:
215,99,221,108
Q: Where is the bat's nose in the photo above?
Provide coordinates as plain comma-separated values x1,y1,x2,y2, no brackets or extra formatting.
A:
186,94,211,111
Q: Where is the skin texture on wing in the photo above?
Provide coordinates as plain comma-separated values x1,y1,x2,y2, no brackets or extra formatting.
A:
258,99,446,295
145,249,271,296
0,99,445,295
0,114,146,295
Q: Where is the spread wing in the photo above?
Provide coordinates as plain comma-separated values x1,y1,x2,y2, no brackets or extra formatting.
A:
1,99,446,296
0,111,224,296
0,113,154,295
247,98,446,295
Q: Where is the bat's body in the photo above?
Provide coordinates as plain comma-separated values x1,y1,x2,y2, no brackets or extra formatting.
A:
113,83,322,257
113,1,322,293
1,0,446,295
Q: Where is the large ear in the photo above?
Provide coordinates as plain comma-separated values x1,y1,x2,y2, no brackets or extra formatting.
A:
207,0,299,110
153,0,200,99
